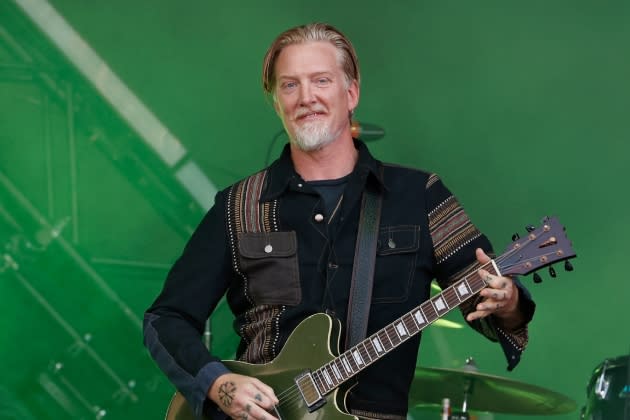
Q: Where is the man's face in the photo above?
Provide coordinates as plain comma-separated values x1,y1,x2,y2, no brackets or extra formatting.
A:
273,41,359,152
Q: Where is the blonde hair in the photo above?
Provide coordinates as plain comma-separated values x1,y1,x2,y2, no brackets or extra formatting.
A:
262,23,360,95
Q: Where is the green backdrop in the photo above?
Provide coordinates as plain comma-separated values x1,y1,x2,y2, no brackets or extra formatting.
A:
1,1,628,419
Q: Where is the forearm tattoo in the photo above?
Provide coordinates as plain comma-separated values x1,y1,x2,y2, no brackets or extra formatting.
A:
218,381,237,407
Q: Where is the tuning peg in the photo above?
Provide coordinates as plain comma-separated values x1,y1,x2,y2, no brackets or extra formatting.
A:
533,272,543,283
564,260,574,271
512,233,520,241
549,266,557,278
525,225,536,232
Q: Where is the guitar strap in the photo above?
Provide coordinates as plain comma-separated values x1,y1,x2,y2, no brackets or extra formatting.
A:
345,182,383,349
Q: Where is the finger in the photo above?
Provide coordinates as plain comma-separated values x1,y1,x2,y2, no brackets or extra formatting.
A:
475,248,491,264
479,269,512,291
242,402,279,420
251,379,279,405
467,296,509,321
479,288,509,300
466,308,491,322
478,268,495,287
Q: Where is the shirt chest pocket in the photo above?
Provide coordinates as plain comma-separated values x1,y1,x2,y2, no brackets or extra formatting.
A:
237,231,302,306
373,225,421,304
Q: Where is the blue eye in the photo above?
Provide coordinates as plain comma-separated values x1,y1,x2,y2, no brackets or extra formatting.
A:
316,78,331,85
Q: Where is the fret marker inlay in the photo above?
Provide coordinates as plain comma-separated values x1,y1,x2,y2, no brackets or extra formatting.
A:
372,337,384,353
332,364,342,380
457,282,470,296
414,310,425,324
396,322,408,336
434,297,446,311
342,357,352,373
323,370,332,385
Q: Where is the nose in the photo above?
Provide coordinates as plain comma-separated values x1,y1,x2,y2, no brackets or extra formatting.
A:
298,81,315,105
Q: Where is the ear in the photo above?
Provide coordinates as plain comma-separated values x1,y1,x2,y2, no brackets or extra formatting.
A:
346,79,360,112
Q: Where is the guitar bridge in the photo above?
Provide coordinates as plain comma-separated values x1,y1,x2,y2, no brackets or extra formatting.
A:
294,371,326,412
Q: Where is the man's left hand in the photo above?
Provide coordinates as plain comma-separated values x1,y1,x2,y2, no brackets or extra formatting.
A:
466,248,521,327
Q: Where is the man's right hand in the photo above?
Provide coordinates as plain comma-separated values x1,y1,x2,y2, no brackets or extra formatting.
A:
208,373,279,420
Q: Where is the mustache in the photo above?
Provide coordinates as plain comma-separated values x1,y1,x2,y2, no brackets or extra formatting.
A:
294,106,326,120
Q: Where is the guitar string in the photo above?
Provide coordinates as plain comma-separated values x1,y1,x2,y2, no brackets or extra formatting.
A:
270,226,562,411
274,259,542,411
273,252,520,408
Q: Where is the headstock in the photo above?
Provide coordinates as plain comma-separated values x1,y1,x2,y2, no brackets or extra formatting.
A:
497,216,576,280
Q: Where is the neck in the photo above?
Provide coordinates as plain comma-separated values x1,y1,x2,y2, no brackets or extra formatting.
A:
290,135,358,181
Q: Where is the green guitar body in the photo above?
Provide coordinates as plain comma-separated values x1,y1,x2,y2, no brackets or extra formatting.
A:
165,313,357,420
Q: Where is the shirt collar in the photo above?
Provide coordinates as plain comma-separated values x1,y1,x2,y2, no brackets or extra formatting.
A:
261,139,385,202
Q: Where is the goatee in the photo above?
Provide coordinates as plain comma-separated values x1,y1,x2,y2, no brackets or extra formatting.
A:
292,121,341,152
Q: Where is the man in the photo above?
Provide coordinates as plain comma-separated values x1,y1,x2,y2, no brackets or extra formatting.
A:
144,23,535,420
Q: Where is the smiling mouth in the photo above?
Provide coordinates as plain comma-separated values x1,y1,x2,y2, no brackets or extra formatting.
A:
296,112,325,122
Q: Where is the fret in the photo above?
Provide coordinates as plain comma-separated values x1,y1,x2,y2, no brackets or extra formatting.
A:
338,359,349,379
431,295,449,314
454,279,471,301
421,300,438,322
322,368,333,387
340,354,354,375
327,364,339,385
395,320,409,339
443,287,460,307
371,335,385,355
385,324,402,346
469,273,486,291
351,348,365,366
344,350,359,372
363,339,378,361
331,362,343,381
378,329,393,351
403,313,419,335
313,371,326,392
486,262,499,276
359,342,373,364
412,308,427,328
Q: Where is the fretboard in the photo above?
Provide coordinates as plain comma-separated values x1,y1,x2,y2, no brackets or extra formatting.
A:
311,262,496,395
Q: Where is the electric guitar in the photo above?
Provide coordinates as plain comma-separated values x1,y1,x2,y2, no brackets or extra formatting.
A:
165,216,576,420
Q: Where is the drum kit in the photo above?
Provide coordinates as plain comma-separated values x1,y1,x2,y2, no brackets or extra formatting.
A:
409,356,629,419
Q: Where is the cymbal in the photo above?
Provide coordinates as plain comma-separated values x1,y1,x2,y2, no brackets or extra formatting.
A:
409,366,577,415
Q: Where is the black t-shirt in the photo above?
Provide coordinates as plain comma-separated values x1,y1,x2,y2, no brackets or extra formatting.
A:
306,175,349,217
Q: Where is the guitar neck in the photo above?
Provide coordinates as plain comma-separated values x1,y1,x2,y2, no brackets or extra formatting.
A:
311,262,496,395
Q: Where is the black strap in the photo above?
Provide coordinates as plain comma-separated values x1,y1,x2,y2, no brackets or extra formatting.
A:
345,186,383,348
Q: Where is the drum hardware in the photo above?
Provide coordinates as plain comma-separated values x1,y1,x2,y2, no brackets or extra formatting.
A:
594,359,611,400
410,357,576,416
581,354,630,420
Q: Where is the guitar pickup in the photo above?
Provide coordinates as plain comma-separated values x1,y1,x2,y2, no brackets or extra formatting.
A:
294,371,326,412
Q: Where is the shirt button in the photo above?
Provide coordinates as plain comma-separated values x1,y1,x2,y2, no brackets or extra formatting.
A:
297,183,303,188
264,244,273,253
314,213,324,222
